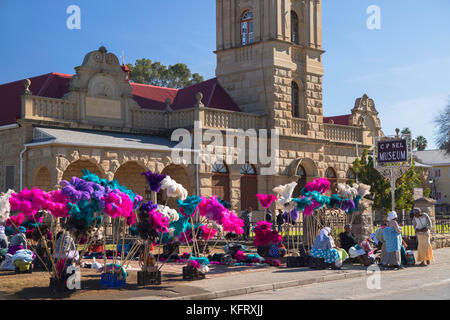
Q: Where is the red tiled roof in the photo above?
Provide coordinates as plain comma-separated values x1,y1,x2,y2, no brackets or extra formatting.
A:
0,73,241,126
323,114,351,126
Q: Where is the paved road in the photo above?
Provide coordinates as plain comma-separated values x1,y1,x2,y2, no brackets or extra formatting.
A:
220,257,450,300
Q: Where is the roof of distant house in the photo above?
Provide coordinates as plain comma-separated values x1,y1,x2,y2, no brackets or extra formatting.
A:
323,114,351,126
414,150,450,166
0,72,240,126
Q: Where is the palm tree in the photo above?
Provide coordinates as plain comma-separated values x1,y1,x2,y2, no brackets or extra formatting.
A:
415,136,428,151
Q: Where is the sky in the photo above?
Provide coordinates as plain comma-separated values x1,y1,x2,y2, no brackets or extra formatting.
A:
0,0,449,149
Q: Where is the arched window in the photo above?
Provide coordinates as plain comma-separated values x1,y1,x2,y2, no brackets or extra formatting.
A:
241,11,254,46
346,168,356,182
240,163,256,175
212,162,228,173
291,82,300,118
291,11,299,44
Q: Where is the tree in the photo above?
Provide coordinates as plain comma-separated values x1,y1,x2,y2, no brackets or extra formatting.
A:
415,136,428,151
434,97,450,154
353,149,423,214
127,58,204,89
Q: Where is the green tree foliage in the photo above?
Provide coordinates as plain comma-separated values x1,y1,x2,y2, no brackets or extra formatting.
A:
401,128,428,151
434,97,450,154
353,149,423,213
415,136,428,151
127,58,204,89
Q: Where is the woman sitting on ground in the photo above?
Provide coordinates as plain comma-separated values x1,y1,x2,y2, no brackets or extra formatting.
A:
311,227,347,270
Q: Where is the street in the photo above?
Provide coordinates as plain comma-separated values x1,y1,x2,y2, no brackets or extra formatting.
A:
220,248,450,300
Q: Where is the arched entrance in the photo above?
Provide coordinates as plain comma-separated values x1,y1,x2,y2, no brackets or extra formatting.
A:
159,164,191,208
212,162,230,203
346,168,356,184
292,165,307,198
114,162,148,200
62,160,103,182
240,163,257,210
34,166,52,191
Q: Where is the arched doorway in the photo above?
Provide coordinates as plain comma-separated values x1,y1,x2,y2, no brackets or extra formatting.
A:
62,160,103,182
325,167,338,195
114,162,148,200
292,165,307,198
34,166,52,191
159,164,191,208
212,162,230,203
240,163,257,210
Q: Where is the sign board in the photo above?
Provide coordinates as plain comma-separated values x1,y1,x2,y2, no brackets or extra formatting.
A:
377,139,408,164
374,134,412,168
414,188,423,200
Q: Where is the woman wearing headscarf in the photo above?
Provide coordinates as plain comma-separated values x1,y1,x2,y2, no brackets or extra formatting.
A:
8,226,27,255
412,208,434,266
382,211,403,269
311,227,342,269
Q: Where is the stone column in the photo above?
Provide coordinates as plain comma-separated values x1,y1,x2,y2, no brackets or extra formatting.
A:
351,199,374,242
413,197,437,233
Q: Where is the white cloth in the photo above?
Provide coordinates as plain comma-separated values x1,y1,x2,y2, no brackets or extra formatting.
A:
388,211,397,221
0,254,15,270
414,216,427,230
348,246,366,258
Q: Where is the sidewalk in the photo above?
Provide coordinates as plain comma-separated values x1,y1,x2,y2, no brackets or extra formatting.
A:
8,247,448,300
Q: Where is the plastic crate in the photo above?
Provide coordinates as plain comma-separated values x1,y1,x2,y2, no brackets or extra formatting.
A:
286,256,309,268
137,270,162,285
310,257,328,269
100,272,126,288
182,266,205,281
256,246,270,258
49,277,67,294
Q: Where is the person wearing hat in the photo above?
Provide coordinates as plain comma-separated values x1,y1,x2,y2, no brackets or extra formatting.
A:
8,226,27,255
381,211,403,269
412,208,434,266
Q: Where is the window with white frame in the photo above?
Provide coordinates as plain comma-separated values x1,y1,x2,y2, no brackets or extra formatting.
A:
241,11,254,46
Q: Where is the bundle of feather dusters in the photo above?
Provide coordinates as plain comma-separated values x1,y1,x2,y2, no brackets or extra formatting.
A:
0,189,15,225
272,182,298,206
157,204,180,222
160,176,188,200
337,183,371,200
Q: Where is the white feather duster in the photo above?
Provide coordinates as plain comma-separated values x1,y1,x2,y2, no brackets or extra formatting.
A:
353,183,371,198
273,182,298,205
160,176,188,201
157,204,179,222
337,183,358,199
0,189,15,225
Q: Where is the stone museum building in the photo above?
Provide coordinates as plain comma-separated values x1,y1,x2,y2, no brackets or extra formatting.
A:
0,0,383,218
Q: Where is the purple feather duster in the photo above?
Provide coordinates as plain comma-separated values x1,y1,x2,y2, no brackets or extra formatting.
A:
142,170,167,193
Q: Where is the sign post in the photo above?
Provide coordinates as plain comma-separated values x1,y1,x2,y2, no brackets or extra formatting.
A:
374,129,412,212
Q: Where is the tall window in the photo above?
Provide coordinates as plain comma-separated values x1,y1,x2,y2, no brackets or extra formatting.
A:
325,167,338,195
5,166,15,190
291,82,300,118
240,163,257,210
291,11,299,44
293,165,307,198
241,11,254,46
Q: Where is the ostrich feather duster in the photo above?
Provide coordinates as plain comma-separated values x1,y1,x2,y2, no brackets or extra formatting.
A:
272,182,298,206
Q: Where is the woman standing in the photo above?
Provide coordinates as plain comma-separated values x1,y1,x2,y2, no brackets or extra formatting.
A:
382,211,403,270
412,208,434,266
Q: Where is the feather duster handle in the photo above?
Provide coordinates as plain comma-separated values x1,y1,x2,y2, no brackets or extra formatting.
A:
256,194,278,209
273,182,298,206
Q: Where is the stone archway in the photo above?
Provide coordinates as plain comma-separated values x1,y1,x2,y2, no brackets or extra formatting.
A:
62,159,103,182
159,164,192,208
114,161,148,200
34,166,52,191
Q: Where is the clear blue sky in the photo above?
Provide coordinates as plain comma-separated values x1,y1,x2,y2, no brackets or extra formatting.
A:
1,0,449,149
